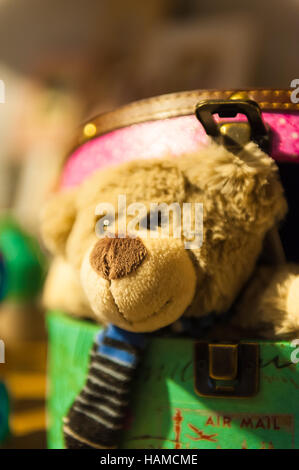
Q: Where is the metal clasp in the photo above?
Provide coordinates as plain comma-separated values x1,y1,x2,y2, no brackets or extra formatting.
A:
194,341,259,398
195,96,270,154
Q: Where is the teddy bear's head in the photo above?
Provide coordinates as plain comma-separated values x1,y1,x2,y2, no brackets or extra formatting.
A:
41,141,287,332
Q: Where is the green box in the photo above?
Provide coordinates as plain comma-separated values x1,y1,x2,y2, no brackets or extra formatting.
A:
47,311,299,449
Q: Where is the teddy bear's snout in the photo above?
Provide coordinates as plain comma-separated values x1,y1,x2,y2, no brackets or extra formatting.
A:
89,236,147,281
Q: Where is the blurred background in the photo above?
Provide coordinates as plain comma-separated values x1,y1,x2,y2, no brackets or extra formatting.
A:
0,0,298,449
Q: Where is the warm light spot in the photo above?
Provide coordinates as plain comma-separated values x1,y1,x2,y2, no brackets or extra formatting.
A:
10,408,46,436
83,123,97,138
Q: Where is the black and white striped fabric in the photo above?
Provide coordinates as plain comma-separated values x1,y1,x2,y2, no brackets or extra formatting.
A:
63,325,147,449
63,314,222,448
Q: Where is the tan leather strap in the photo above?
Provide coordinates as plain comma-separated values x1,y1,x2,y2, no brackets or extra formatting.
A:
70,88,299,153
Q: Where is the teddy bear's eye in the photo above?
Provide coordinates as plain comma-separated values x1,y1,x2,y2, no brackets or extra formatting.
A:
140,211,162,231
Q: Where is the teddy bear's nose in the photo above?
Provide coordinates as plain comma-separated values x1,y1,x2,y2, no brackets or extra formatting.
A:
89,236,147,280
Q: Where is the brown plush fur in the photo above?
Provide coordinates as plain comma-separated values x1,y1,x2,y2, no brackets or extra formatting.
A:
41,140,299,337
232,264,299,338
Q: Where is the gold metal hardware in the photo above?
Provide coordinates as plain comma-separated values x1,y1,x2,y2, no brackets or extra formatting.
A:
229,91,250,101
195,99,270,154
208,343,238,381
194,341,259,398
219,122,251,152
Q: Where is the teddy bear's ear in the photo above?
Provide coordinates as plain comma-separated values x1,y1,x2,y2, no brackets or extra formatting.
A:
178,140,276,193
41,189,77,256
179,141,287,230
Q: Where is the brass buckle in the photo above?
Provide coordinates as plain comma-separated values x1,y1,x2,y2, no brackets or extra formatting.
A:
195,97,270,154
194,341,259,398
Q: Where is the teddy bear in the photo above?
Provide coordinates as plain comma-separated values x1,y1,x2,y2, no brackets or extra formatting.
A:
41,138,299,449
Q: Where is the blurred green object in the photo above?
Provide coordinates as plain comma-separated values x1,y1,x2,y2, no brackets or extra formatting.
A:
47,311,299,449
0,381,9,445
0,216,46,302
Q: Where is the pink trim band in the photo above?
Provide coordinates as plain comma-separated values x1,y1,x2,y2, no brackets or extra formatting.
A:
61,112,299,189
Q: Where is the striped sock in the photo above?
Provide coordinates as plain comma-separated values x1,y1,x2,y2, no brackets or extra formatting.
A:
63,324,147,449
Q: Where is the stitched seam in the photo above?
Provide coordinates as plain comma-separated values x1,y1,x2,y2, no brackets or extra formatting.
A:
102,89,294,114
94,103,297,126
120,89,291,109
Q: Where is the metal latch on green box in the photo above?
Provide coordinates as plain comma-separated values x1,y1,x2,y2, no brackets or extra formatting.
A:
194,342,260,398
